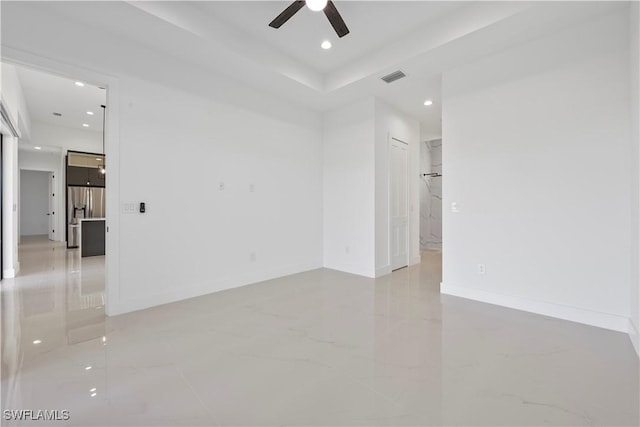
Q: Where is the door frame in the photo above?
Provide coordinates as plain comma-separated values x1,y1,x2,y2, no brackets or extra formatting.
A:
389,136,409,271
47,171,55,241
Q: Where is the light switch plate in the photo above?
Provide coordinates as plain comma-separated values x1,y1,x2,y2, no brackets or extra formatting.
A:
122,202,136,214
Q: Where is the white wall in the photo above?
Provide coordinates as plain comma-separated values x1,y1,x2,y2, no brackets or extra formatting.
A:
442,10,632,332
115,77,323,313
420,120,442,143
2,3,323,314
374,99,420,276
19,170,49,236
1,63,31,140
19,149,64,242
630,1,640,356
323,99,376,277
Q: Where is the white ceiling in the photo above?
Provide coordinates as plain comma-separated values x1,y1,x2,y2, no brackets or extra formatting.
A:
16,65,105,133
6,1,626,136
198,1,467,74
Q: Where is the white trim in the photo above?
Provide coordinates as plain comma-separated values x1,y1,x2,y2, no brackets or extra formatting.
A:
441,282,629,333
409,255,421,266
0,98,21,138
108,262,322,316
630,319,640,358
3,261,19,278
2,46,121,316
375,265,392,278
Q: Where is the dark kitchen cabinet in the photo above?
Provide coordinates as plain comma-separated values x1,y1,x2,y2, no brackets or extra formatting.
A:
67,166,105,187
67,166,89,186
87,168,105,187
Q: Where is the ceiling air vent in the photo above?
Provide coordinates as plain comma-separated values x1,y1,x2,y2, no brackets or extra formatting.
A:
381,70,406,84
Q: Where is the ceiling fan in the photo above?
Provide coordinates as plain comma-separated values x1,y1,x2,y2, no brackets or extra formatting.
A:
269,0,350,38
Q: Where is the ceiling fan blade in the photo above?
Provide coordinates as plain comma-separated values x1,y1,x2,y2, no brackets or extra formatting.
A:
324,1,349,38
269,1,305,29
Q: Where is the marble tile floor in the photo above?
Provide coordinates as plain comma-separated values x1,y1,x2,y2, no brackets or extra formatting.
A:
1,236,638,426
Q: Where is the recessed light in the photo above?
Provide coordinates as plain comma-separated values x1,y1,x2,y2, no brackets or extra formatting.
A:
82,124,89,127
424,100,433,106
90,392,97,397
33,339,42,344
85,366,92,370
90,388,96,392
321,40,332,50
34,146,42,150
86,111,94,116
75,81,85,87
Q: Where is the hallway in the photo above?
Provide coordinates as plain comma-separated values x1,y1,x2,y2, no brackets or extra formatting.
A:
1,238,638,426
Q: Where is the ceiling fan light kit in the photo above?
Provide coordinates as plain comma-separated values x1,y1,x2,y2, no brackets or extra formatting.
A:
269,0,350,38
306,0,328,12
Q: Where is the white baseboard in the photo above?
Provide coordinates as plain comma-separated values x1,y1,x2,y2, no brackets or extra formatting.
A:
375,265,392,278
107,261,322,316
441,282,629,333
410,255,422,266
630,319,640,358
3,268,16,279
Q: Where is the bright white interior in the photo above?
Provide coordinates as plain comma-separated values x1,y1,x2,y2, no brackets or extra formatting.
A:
0,1,638,358
441,10,631,332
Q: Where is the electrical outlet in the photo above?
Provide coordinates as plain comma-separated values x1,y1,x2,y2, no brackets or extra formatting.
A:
477,264,486,275
250,252,256,262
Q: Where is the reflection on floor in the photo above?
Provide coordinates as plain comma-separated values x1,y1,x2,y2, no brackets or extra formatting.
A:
1,238,638,426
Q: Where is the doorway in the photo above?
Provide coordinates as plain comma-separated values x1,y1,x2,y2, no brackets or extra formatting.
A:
20,170,51,239
420,139,443,251
390,137,409,271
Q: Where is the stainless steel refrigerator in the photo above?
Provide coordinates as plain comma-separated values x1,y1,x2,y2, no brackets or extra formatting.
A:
67,187,105,248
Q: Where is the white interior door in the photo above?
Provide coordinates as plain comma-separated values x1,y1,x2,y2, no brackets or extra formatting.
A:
390,138,409,270
48,172,55,241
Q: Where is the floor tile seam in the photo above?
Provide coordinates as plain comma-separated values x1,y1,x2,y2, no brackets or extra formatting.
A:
172,363,222,427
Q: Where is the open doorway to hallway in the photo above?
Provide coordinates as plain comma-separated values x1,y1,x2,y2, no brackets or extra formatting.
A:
2,60,107,307
420,138,442,266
